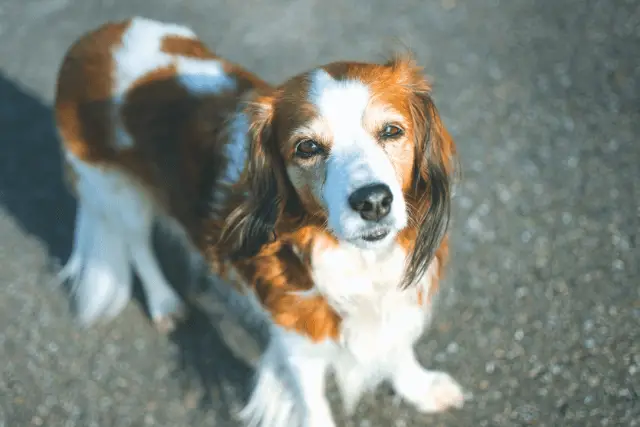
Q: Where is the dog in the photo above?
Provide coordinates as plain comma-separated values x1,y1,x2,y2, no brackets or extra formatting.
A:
54,16,464,427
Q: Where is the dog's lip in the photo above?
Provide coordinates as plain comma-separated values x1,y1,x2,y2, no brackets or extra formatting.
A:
359,228,391,242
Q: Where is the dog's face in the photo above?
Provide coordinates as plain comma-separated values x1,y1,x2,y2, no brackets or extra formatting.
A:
275,66,416,249
226,55,457,287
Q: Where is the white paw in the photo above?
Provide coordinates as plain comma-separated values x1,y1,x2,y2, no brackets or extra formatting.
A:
412,371,465,414
149,294,187,333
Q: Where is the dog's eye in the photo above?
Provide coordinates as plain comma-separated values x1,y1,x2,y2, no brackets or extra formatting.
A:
295,139,323,158
380,124,404,139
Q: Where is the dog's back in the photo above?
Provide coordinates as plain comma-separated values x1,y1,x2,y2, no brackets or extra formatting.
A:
54,17,267,329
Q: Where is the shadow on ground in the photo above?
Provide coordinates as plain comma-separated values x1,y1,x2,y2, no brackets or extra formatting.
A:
0,73,75,263
0,72,257,422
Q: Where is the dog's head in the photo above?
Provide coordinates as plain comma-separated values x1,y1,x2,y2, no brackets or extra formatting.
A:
225,54,458,287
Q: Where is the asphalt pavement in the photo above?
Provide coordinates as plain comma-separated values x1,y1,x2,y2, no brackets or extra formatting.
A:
0,0,638,426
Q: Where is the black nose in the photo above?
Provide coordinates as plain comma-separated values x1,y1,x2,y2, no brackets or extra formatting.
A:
348,183,393,221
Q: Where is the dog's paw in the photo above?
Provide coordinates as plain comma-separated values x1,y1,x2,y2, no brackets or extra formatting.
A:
150,296,187,334
412,371,465,413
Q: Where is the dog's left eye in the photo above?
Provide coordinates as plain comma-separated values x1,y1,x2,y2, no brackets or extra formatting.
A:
295,139,324,159
380,124,404,139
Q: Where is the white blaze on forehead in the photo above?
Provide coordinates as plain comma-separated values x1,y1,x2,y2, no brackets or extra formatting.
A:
307,68,408,241
308,69,371,150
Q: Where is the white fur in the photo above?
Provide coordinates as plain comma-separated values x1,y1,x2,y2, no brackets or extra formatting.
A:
175,56,236,94
111,18,194,149
207,110,250,210
308,70,408,248
241,239,464,426
204,110,250,213
224,112,250,184
58,199,132,324
111,17,234,149
113,17,196,97
240,328,336,427
59,152,183,327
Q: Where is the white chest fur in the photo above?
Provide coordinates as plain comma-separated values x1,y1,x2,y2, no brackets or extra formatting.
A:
304,241,437,413
243,241,458,427
310,242,432,364
312,242,432,349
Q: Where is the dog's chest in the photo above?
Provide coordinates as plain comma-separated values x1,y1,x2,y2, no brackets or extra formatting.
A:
311,243,431,365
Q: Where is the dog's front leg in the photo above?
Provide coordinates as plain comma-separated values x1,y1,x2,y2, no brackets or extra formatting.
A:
388,345,465,414
240,328,336,427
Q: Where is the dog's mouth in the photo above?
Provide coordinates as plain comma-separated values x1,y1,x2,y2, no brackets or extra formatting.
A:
360,228,391,242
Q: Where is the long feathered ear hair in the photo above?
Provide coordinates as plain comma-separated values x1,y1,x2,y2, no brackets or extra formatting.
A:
221,90,291,259
388,54,459,289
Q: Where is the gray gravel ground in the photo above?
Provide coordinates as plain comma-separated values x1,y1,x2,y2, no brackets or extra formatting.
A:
1,0,639,426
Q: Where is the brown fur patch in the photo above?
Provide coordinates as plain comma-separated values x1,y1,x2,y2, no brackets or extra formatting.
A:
119,63,203,231
234,226,341,341
55,19,130,163
161,35,217,59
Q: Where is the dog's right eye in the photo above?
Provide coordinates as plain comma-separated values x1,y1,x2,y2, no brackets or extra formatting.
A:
295,139,323,159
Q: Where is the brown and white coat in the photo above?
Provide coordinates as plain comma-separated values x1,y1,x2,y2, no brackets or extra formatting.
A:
55,17,463,427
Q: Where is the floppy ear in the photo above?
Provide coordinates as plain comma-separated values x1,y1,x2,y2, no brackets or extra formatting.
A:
222,91,288,259
390,55,459,288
